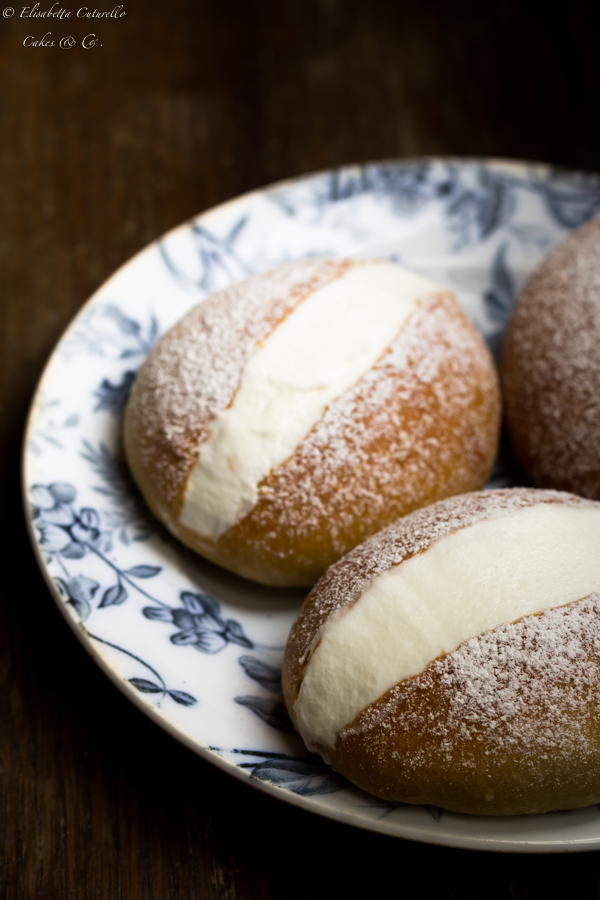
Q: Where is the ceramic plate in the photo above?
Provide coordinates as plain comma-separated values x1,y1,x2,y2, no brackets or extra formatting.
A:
23,159,600,853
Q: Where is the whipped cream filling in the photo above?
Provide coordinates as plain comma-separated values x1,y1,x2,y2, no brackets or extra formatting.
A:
295,503,600,751
179,261,440,540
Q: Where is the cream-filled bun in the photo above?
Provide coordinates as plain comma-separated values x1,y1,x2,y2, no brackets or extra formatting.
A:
124,258,500,586
282,488,600,815
502,217,600,498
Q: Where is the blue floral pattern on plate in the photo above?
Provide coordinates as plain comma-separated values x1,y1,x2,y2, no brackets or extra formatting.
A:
23,159,600,852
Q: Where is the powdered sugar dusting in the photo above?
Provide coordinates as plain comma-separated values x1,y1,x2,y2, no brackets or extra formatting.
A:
503,217,600,497
124,258,350,520
284,489,594,678
341,593,600,796
242,291,499,577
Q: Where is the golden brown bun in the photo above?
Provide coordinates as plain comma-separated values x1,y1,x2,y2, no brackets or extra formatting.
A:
283,489,600,816
124,259,500,586
502,217,600,498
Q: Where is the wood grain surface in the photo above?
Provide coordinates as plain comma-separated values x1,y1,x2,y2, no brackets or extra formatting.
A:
2,0,600,896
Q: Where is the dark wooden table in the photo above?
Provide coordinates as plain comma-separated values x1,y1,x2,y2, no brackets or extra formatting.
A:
3,1,600,896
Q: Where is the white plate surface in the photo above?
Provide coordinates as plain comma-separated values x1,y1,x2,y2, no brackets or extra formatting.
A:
23,159,600,853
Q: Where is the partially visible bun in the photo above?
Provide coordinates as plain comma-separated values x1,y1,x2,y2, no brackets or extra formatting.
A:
283,488,600,815
125,258,500,586
502,217,600,498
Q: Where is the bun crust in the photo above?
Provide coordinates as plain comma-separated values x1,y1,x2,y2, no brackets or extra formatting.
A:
283,489,600,815
125,259,500,586
502,217,600,498
124,259,349,526
335,595,600,816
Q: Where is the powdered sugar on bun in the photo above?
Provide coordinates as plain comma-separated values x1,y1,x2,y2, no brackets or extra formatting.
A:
282,489,600,814
125,258,500,586
124,258,351,523
338,594,600,815
284,489,572,671
294,498,600,751
239,291,497,576
179,262,433,541
503,217,600,497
